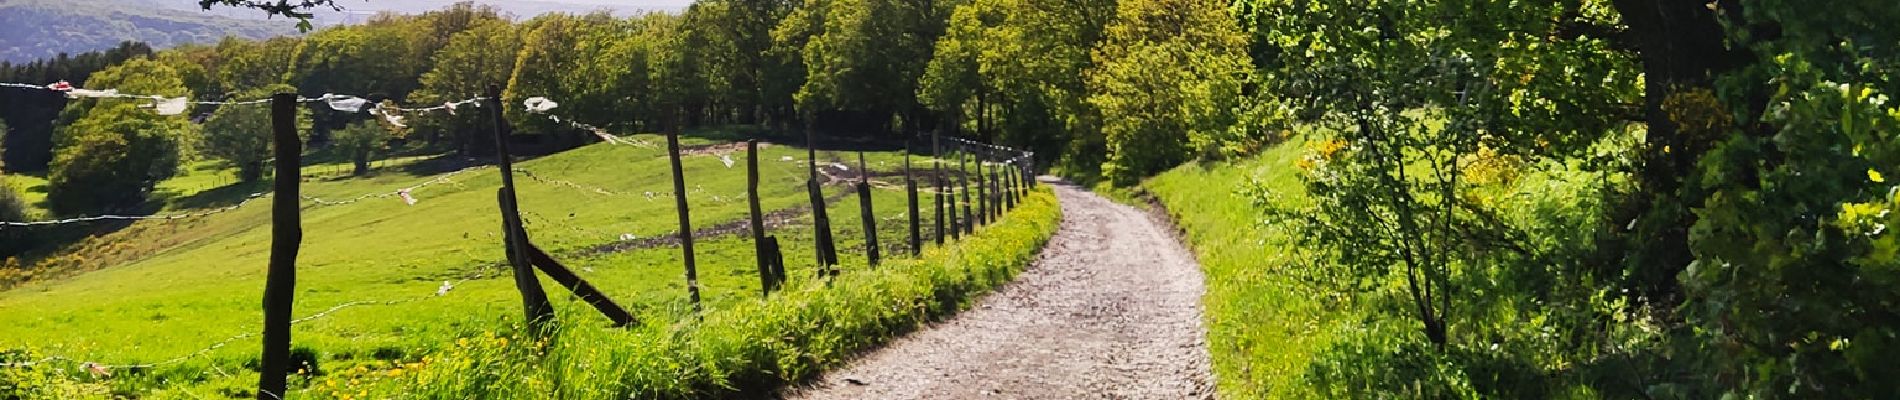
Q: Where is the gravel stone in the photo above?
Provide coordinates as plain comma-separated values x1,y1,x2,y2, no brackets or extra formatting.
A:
783,178,1214,399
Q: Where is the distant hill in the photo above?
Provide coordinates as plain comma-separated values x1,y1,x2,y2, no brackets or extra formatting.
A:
0,0,692,63
0,0,296,63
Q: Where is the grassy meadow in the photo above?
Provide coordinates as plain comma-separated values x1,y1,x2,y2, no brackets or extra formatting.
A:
0,131,1042,398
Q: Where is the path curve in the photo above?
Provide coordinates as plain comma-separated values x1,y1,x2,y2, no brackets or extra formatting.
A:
784,177,1214,399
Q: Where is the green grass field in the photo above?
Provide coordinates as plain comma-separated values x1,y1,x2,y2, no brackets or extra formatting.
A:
1140,137,1356,398
0,131,1033,398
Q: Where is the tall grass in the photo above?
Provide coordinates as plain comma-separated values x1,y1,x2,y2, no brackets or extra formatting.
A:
1140,137,1360,398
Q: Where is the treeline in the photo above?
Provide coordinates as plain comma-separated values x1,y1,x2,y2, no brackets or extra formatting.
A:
1239,0,1900,398
0,0,1252,218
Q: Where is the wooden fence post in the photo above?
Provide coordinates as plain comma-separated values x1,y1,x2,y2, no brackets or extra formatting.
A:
959,145,973,236
764,236,786,284
1017,154,1029,197
1003,159,1015,210
665,124,703,314
488,84,556,334
521,241,636,327
746,139,774,296
905,143,921,257
856,151,880,266
995,163,1010,215
934,132,948,245
975,149,988,227
257,93,302,400
806,123,839,276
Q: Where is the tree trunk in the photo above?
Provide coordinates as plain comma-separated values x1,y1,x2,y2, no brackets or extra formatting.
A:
239,161,266,183
352,152,371,176
1606,0,1755,303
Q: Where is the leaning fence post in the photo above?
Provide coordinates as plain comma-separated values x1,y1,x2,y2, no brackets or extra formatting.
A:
856,151,879,266
257,93,302,400
906,142,921,257
665,121,703,314
489,84,556,333
747,139,774,296
806,123,839,276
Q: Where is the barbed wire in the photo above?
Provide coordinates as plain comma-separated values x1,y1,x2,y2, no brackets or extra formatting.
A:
0,193,268,229
0,272,493,372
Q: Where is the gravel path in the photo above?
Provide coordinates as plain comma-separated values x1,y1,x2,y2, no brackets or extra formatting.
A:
784,177,1214,399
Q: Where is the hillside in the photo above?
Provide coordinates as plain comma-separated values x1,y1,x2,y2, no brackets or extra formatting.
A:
0,0,295,63
0,130,1027,396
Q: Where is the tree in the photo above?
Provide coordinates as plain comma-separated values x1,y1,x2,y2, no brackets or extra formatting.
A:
1676,2,1900,396
687,0,799,125
788,0,962,135
503,13,595,143
1086,0,1249,185
331,118,390,176
47,57,197,215
1,42,155,172
412,19,519,156
919,0,1115,169
202,85,311,183
216,36,298,92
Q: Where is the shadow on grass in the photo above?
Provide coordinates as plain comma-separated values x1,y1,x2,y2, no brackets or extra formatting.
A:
164,180,271,210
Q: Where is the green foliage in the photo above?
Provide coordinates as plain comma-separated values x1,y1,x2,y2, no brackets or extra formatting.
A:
918,0,1114,168
504,13,599,141
787,0,959,133
287,21,422,100
201,84,310,182
330,119,390,176
1677,3,1900,396
1087,0,1249,185
215,36,298,92
47,57,196,215
412,19,519,156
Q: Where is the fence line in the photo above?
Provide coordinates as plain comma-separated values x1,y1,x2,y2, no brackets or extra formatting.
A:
1,85,1042,397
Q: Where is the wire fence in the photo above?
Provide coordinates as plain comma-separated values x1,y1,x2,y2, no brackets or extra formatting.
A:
0,81,1038,396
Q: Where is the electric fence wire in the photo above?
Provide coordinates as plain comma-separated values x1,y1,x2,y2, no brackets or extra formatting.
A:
0,269,491,372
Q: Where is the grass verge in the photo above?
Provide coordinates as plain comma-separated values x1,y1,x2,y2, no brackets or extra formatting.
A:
1138,137,1352,398
298,188,1061,399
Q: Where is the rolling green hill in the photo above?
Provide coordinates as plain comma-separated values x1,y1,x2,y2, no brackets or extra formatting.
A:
0,131,981,396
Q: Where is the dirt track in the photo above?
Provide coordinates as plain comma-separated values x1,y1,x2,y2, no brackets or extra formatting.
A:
784,177,1214,399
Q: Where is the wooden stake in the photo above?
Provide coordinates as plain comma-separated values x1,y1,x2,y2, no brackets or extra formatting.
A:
857,151,879,266
959,145,973,236
489,84,555,333
805,123,839,276
934,133,947,245
975,149,988,227
905,143,921,257
665,125,702,314
746,140,774,296
522,240,636,327
257,93,302,400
